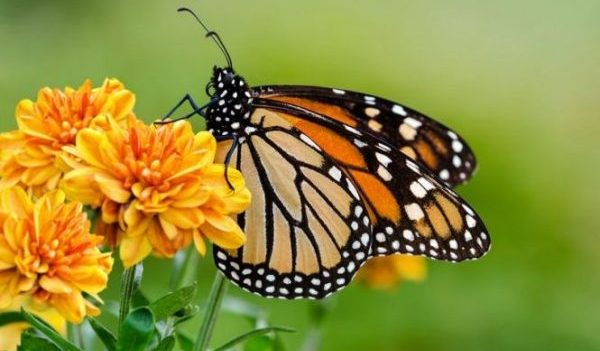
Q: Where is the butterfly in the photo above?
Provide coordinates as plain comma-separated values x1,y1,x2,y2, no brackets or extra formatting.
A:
163,8,490,299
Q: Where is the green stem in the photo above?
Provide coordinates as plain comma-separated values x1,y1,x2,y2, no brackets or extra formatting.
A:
170,246,199,290
193,271,228,351
118,263,141,328
67,323,81,347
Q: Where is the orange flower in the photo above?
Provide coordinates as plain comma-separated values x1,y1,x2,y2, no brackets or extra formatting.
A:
0,79,135,196
0,295,66,351
0,187,113,323
356,255,427,290
61,114,251,267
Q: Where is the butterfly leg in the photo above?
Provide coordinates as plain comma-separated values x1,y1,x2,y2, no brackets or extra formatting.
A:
155,95,214,125
222,134,240,191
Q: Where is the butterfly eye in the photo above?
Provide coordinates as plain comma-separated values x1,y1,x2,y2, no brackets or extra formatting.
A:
205,81,216,97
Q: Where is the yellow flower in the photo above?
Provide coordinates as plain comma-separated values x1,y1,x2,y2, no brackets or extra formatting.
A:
356,255,427,290
61,114,251,268
0,295,66,351
0,79,135,196
0,187,113,323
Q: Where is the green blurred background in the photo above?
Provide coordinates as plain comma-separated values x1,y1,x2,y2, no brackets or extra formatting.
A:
1,0,599,350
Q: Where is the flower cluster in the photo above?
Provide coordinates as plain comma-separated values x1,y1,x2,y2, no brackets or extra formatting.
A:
62,114,251,267
0,187,113,323
0,79,135,196
0,80,251,347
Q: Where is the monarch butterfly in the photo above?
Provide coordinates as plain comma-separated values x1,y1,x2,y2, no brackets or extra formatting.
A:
164,8,490,299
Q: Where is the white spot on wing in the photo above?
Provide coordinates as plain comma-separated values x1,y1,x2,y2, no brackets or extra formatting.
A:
466,215,477,228
344,125,362,135
375,152,392,166
453,155,462,167
405,203,425,220
353,139,368,148
300,134,321,150
392,104,407,116
409,181,427,198
328,167,342,181
452,140,464,152
377,165,393,181
402,230,415,241
404,117,422,129
417,177,435,191
347,180,360,200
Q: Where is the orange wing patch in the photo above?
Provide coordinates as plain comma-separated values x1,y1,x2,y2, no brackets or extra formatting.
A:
434,193,464,231
348,170,401,225
424,130,450,156
268,96,358,127
415,139,438,170
287,118,367,169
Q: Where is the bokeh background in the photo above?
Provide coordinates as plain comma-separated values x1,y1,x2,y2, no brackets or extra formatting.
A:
1,0,599,350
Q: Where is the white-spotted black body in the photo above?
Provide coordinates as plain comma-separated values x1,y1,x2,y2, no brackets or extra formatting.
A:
205,66,255,137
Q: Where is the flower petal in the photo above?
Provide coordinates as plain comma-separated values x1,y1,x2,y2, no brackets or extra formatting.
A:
76,129,108,169
94,172,130,203
39,276,73,294
161,207,205,229
61,167,104,207
192,230,207,256
120,234,152,268
199,216,245,250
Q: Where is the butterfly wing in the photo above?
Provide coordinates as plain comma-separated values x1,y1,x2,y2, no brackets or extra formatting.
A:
256,85,477,186
248,97,490,262
214,108,372,299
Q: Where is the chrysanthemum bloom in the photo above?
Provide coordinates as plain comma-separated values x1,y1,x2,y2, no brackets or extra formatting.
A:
356,255,426,290
0,187,113,323
61,114,251,267
0,295,66,351
0,79,135,196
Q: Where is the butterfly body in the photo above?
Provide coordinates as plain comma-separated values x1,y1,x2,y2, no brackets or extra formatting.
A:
192,65,490,299
205,67,255,137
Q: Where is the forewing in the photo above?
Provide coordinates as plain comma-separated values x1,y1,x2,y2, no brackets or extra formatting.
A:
249,98,490,262
256,85,477,186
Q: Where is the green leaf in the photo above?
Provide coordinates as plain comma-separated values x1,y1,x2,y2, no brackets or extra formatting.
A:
214,327,295,351
0,311,26,326
18,329,61,351
153,335,176,351
20,308,80,351
176,333,194,351
88,317,117,351
172,304,199,326
132,289,150,308
116,307,156,351
148,283,197,321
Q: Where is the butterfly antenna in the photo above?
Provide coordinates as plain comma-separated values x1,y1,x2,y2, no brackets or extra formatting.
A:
177,7,234,69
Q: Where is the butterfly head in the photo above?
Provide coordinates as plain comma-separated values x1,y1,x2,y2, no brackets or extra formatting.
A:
205,66,254,136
